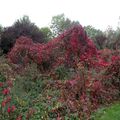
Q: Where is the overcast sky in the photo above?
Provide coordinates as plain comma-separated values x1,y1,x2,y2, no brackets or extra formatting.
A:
0,0,120,30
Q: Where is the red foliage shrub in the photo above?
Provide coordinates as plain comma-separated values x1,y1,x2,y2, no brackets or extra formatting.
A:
7,25,120,119
60,48,120,119
8,36,33,64
8,25,97,70
104,54,120,89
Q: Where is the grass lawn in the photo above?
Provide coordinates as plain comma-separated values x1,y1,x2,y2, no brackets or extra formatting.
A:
91,103,120,120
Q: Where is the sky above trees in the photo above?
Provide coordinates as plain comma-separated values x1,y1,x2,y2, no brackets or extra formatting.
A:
0,0,120,30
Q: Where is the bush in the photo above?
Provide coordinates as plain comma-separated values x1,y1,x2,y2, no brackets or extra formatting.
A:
8,25,97,71
54,65,69,80
104,27,120,49
0,16,45,53
7,24,120,119
84,25,107,49
104,55,120,89
13,63,46,95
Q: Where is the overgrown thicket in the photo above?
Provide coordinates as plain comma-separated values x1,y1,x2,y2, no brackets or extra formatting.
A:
0,15,120,119
8,25,97,69
0,25,119,119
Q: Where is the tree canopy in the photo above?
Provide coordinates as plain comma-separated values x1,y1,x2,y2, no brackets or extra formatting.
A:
40,27,52,41
0,16,46,53
50,14,79,37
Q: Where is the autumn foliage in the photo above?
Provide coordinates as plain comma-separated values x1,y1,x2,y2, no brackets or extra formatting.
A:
8,25,97,68
6,25,120,119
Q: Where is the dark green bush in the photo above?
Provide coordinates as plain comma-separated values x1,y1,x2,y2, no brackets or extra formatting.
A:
55,65,69,80
0,73,6,82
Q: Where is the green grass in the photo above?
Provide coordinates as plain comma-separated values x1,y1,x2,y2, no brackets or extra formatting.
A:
91,103,120,120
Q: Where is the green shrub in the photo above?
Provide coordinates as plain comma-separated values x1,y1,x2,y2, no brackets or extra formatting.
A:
55,65,69,80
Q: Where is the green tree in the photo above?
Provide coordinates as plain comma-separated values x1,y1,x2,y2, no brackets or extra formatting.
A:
0,25,3,39
105,26,120,49
84,25,103,39
115,28,120,49
40,27,52,41
0,25,3,54
50,14,79,37
0,25,2,32
0,25,3,45
84,25,106,49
